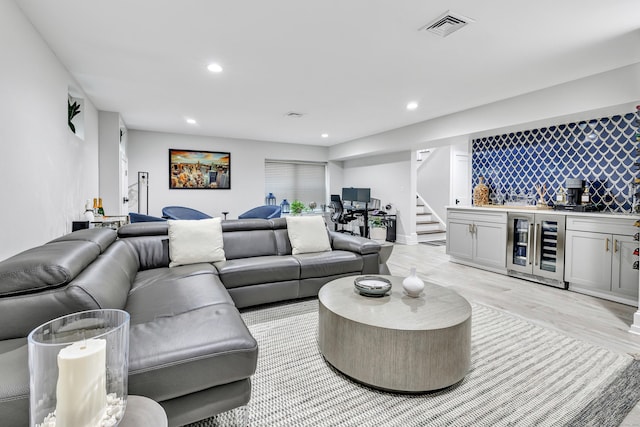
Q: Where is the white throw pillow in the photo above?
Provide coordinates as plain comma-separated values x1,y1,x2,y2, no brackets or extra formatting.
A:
286,215,332,255
168,218,225,267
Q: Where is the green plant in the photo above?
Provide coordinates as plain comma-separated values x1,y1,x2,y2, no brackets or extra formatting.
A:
68,99,81,133
290,200,305,215
370,217,386,228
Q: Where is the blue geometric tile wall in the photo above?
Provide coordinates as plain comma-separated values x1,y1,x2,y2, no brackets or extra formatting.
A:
472,110,639,213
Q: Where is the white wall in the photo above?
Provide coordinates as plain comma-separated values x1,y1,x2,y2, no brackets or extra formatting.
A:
329,63,640,161
127,130,329,218
98,111,126,216
417,146,451,224
330,65,639,240
342,152,414,243
0,1,99,261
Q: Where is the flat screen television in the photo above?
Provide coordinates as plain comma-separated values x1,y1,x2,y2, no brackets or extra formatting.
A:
342,187,371,203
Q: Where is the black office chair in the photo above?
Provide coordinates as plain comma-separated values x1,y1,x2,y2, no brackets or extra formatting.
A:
329,195,357,234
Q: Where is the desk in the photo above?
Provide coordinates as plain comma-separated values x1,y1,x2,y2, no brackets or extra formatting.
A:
345,206,372,237
72,216,129,232
364,213,397,242
340,207,394,240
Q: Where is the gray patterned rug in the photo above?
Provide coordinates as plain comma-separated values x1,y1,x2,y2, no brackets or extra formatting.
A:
187,299,640,427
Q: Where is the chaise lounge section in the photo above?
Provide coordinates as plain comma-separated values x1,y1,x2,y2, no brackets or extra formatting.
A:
0,217,382,426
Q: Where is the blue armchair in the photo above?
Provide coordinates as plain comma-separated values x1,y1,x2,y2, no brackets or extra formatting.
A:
129,212,166,223
238,205,281,219
161,206,212,220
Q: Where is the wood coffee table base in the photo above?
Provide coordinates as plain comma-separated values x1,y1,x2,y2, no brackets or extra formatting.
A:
318,275,471,393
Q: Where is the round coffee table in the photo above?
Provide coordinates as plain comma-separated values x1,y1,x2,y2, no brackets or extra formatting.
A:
318,275,471,392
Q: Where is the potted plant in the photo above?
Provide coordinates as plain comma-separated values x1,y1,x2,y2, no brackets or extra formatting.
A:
369,217,387,242
290,200,305,215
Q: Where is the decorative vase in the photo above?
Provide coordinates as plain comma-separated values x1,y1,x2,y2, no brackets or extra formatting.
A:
83,199,95,222
402,267,424,298
28,309,130,427
473,176,489,206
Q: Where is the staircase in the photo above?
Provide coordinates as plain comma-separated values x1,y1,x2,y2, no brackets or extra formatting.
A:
416,199,446,243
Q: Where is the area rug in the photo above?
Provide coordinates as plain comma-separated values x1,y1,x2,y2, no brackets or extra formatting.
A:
188,299,640,427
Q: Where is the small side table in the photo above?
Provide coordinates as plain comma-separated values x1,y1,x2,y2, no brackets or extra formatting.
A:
378,242,394,275
119,395,168,427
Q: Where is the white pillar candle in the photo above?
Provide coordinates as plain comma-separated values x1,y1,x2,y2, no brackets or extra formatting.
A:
56,338,107,427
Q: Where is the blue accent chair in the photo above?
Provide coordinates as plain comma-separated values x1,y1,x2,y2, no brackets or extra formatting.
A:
238,205,281,219
129,212,166,223
161,206,212,220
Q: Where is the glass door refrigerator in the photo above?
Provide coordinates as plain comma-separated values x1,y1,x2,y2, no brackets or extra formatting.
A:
507,212,566,288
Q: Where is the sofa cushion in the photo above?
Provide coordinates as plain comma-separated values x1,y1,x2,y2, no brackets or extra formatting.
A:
221,230,278,260
0,241,136,340
48,227,117,253
126,266,231,324
0,338,29,427
121,236,170,271
294,250,363,279
285,215,331,255
168,218,225,267
214,256,300,289
0,241,101,297
128,304,258,402
118,222,169,238
330,231,381,255
67,240,138,310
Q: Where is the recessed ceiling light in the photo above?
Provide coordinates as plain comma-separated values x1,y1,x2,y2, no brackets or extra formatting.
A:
186,118,197,124
207,63,223,73
321,133,329,138
407,102,419,111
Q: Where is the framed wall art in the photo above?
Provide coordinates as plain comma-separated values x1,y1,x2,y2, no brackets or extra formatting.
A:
169,149,231,189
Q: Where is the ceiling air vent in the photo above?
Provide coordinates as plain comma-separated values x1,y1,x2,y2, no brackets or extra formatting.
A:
285,111,304,118
419,11,474,37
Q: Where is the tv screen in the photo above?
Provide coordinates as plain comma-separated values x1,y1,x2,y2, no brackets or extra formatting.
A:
342,187,357,202
355,188,371,203
342,187,371,203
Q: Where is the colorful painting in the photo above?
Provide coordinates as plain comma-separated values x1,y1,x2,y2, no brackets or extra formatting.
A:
169,149,230,189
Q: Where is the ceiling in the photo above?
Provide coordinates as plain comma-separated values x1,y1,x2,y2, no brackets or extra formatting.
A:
15,0,640,146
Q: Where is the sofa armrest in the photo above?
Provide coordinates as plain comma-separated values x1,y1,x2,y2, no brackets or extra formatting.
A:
329,232,380,255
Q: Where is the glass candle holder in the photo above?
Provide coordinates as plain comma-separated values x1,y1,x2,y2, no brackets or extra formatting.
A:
28,309,130,427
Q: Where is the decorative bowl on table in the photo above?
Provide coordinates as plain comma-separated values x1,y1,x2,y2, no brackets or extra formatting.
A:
354,276,392,297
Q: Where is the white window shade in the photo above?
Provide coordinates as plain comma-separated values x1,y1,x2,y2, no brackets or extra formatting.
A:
265,160,326,207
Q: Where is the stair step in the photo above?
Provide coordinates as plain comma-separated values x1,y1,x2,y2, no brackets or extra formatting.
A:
416,220,439,225
417,230,447,243
417,229,445,235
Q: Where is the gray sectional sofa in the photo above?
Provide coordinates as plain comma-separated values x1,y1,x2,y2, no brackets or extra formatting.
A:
0,217,382,426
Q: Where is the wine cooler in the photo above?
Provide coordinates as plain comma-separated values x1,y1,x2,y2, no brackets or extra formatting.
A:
506,213,567,288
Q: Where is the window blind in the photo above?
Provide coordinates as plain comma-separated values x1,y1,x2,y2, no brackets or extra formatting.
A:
265,160,326,206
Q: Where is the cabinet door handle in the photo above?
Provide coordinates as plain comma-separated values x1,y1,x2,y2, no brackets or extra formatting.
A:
528,223,533,265
614,239,618,253
605,238,610,252
469,223,473,234
534,223,540,266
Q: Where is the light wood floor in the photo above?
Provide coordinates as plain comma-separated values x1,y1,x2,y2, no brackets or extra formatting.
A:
385,242,640,426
